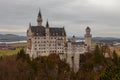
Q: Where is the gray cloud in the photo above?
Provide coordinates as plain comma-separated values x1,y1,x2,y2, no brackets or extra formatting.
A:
0,0,120,37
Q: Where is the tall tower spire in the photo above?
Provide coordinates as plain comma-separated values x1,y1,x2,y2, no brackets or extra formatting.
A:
46,19,49,28
45,19,50,55
37,9,42,26
38,10,42,18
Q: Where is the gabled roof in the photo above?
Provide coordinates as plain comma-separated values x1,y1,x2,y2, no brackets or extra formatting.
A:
29,26,66,36
49,27,66,36
30,26,45,36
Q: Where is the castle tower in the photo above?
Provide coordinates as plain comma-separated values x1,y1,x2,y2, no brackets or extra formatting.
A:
46,19,49,28
85,26,92,51
72,35,76,42
45,19,50,55
37,10,42,26
46,19,49,36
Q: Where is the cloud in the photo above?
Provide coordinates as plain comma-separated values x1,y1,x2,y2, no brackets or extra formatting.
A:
0,0,120,37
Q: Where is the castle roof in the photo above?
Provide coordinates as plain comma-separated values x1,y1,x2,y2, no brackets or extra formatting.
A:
30,26,66,36
30,26,45,36
71,42,85,45
38,10,42,18
86,26,90,30
49,27,66,36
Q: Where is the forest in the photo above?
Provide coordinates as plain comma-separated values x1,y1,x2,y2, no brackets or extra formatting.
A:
0,45,120,80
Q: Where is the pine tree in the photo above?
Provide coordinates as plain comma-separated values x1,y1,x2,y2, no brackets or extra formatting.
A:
16,48,30,61
112,50,118,66
94,45,104,64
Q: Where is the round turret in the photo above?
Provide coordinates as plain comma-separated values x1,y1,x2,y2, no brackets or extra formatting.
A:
85,26,92,52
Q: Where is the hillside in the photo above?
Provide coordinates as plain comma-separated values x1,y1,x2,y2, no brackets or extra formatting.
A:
92,37,120,43
68,36,120,43
0,34,26,42
0,34,120,43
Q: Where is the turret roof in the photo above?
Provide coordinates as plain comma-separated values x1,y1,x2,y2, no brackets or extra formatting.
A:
38,10,42,18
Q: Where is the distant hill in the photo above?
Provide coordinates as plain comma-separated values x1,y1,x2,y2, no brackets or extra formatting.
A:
0,34,26,42
68,36,120,43
92,37,120,43
0,34,120,43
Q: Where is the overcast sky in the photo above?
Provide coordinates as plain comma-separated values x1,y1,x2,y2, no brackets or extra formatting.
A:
0,0,120,38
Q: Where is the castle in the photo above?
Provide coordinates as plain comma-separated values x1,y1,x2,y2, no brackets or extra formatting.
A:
26,10,92,72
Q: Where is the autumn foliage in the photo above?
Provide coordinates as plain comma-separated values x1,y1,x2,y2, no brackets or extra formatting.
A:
0,48,120,80
0,49,70,80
